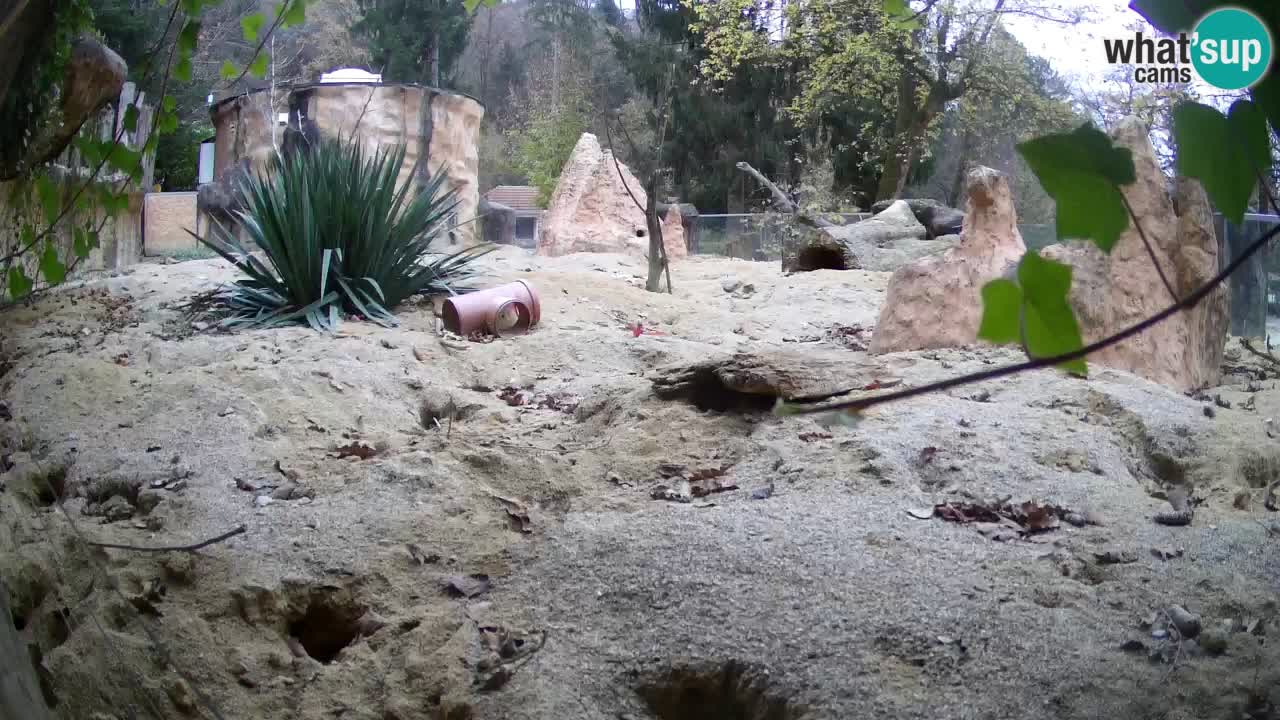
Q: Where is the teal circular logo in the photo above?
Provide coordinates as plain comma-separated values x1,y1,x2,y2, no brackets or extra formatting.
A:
1191,7,1273,90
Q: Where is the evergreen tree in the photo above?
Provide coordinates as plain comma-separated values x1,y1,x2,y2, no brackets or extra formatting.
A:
354,0,473,86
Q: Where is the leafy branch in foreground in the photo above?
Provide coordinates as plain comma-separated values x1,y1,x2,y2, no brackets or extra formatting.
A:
192,138,494,331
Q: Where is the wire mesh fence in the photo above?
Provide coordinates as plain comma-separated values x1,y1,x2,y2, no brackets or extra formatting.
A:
1214,212,1280,340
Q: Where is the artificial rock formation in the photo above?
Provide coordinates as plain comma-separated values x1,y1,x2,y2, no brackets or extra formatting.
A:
787,200,930,272
1040,117,1227,391
870,167,1026,354
537,134,686,260
870,198,965,239
1,35,127,180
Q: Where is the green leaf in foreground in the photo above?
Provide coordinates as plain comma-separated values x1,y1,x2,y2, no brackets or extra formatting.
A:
881,0,922,29
123,105,139,132
1173,100,1271,226
1016,123,1134,253
282,0,307,26
174,55,193,82
1252,72,1280,137
35,174,60,225
976,279,1021,344
1018,251,1086,376
241,12,266,42
7,267,33,300
220,60,239,81
39,244,66,285
177,21,200,55
977,252,1087,376
248,52,270,79
73,228,91,259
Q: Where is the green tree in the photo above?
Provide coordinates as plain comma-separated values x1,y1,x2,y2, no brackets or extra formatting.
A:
691,0,1084,202
354,0,473,86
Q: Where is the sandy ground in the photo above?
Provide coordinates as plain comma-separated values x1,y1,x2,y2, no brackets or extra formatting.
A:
2,246,1279,720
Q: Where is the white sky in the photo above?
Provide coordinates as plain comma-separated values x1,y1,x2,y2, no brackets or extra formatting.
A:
1001,0,1156,87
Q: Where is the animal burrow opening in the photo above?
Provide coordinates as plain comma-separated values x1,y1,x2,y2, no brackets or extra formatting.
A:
677,370,778,414
287,590,367,664
637,660,804,720
32,465,68,507
793,246,849,272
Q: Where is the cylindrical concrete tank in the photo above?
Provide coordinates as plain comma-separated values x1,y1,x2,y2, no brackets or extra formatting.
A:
204,83,484,246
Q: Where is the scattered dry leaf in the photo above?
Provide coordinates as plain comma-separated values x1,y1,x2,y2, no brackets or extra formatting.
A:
491,494,532,533
335,442,378,460
498,387,526,407
799,431,833,443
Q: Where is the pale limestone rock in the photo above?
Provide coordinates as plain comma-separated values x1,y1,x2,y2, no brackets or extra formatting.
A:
1040,117,1227,391
537,134,684,260
870,167,1026,354
660,204,689,260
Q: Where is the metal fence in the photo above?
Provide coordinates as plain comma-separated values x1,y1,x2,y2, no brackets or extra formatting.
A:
1215,212,1280,339
691,213,1060,262
693,213,870,262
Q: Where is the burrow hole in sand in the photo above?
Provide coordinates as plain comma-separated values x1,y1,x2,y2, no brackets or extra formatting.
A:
637,660,804,720
286,589,368,664
793,246,849,272
678,370,778,414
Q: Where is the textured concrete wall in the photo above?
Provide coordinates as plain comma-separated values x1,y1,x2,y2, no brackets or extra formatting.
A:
207,83,484,246
143,192,202,255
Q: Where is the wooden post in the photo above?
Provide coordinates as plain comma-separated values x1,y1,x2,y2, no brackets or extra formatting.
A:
0,581,54,720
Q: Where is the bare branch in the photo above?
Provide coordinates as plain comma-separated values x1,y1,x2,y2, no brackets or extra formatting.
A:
88,525,247,553
1120,194,1178,303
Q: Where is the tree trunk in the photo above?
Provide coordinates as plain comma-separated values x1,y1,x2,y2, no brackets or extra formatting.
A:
480,8,494,102
947,130,973,207
644,176,669,293
430,37,440,86
875,70,920,201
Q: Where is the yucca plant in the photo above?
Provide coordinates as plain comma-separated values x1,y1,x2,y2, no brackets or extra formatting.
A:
192,137,494,331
